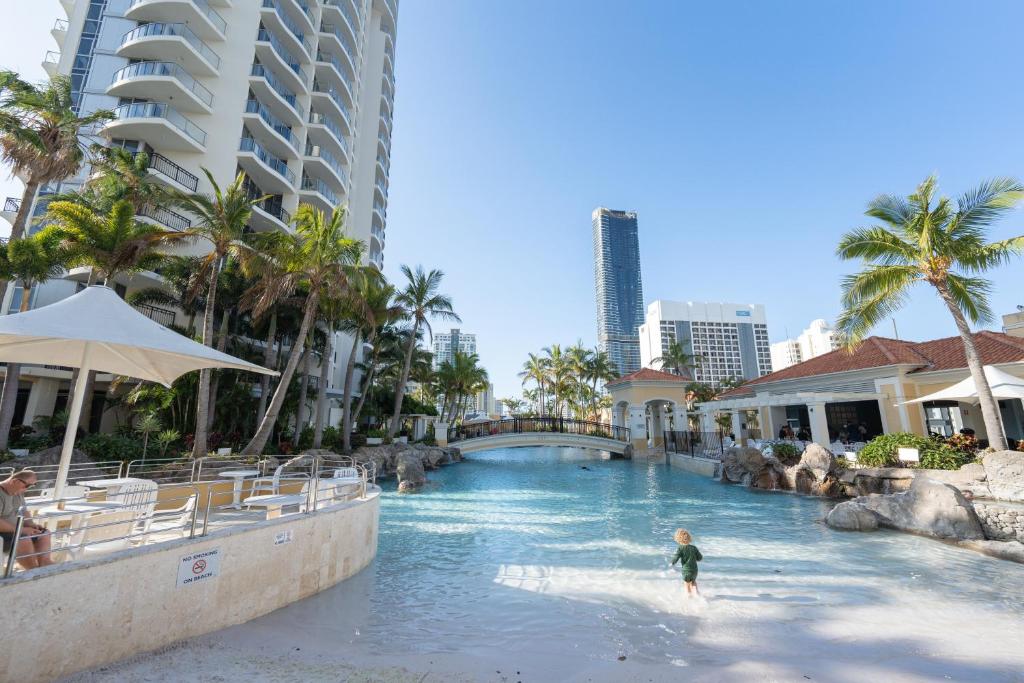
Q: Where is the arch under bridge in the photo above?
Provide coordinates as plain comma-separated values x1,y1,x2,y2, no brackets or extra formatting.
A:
445,418,632,455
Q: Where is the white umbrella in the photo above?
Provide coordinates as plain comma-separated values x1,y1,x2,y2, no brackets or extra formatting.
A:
0,286,277,497
902,365,1024,404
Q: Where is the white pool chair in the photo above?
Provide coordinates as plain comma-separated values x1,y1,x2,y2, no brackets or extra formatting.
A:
243,481,310,519
143,495,198,541
68,510,140,559
248,464,308,499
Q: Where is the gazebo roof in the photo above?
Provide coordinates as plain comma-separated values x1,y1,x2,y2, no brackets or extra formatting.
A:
606,367,690,387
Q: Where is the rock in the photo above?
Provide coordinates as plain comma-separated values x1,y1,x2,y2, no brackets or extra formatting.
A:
840,467,916,497
396,453,426,492
720,446,764,484
854,476,985,540
957,539,1024,565
922,461,991,499
982,450,1024,502
799,443,836,479
826,501,880,531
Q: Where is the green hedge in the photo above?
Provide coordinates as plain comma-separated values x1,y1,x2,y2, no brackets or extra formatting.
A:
857,433,973,470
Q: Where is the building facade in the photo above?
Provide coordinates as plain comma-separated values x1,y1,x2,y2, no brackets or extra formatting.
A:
2,0,398,430
431,328,476,370
592,207,644,376
639,300,772,387
770,319,840,371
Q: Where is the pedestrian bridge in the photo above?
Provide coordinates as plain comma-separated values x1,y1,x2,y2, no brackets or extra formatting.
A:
445,418,632,456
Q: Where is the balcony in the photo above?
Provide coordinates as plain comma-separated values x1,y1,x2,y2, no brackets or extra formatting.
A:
315,50,356,106
133,302,177,327
299,174,339,211
250,196,292,233
238,137,295,194
282,0,316,33
303,141,348,189
322,0,361,47
1,197,21,224
138,204,191,232
261,0,313,59
371,224,384,248
142,151,200,192
307,111,351,162
51,18,68,43
108,61,213,113
243,99,301,158
311,79,353,132
118,23,220,76
126,0,227,41
103,102,207,152
381,69,395,104
249,63,304,126
255,27,309,94
43,51,60,77
378,0,397,33
374,177,387,199
319,23,358,76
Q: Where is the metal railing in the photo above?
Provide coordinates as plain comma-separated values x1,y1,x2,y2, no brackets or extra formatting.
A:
308,111,351,157
316,49,356,93
121,23,221,71
145,151,200,192
256,27,307,81
663,431,731,460
300,174,339,203
323,0,361,41
139,204,192,231
3,197,21,213
304,141,349,185
447,418,630,444
110,102,208,147
262,0,312,54
255,196,291,225
129,0,226,35
312,79,353,127
132,302,176,326
239,137,296,184
319,22,359,68
250,63,302,115
111,61,214,108
53,18,69,32
245,98,300,151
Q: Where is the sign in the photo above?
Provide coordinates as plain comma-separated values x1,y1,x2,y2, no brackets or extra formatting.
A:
177,547,221,588
897,447,920,463
736,310,751,317
274,529,293,546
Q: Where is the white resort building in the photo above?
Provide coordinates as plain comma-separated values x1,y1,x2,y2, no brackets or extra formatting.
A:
2,0,399,432
638,300,772,387
769,318,841,371
431,328,477,370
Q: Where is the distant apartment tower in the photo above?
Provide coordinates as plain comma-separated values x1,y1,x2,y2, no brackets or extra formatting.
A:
639,301,772,386
473,382,494,415
1003,308,1024,338
592,207,644,376
432,328,476,369
769,319,841,371
1,0,399,430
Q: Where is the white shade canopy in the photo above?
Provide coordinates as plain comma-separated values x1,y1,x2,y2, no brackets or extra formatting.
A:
0,285,276,386
0,285,276,497
903,365,1024,404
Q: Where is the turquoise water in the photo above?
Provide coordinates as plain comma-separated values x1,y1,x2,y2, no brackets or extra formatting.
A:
220,448,1024,681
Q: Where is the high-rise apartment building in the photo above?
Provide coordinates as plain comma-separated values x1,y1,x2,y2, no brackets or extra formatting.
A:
769,319,841,371
1,0,398,429
638,300,772,386
592,207,644,376
431,329,476,369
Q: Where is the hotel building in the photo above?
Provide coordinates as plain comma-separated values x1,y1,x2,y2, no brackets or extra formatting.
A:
769,319,841,372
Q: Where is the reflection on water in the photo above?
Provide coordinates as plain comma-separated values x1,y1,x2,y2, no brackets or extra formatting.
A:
228,447,1024,681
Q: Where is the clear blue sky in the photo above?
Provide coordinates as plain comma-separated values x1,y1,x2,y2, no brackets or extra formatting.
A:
4,1,1024,401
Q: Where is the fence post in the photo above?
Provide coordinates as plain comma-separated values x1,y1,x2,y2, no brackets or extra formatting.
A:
4,516,24,578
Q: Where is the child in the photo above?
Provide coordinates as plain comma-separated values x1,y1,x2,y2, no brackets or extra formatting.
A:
671,528,703,596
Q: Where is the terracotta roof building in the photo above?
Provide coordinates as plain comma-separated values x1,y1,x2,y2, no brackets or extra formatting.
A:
699,332,1024,447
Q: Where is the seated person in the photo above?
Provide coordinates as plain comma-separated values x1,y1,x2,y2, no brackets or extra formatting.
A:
0,470,53,569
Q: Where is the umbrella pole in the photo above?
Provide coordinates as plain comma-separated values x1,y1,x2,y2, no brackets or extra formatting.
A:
52,354,92,500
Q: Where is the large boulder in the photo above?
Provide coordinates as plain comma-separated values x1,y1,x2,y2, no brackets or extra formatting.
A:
396,452,426,492
720,446,764,484
836,476,984,540
982,450,1024,502
826,501,880,531
839,467,916,497
779,444,844,497
800,443,836,478
922,461,990,499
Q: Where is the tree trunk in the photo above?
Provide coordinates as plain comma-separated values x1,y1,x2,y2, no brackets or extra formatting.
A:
257,310,277,423
242,294,319,455
351,361,375,429
936,281,1007,450
312,325,334,450
206,307,231,433
0,179,40,309
295,344,312,433
191,256,222,458
388,321,419,438
340,331,361,453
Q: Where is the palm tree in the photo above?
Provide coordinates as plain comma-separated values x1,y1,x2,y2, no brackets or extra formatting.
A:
0,72,112,252
519,352,548,416
585,349,618,420
836,175,1024,451
0,227,69,449
241,204,362,455
652,340,702,376
173,170,263,457
387,266,459,437
542,344,570,417
82,146,169,214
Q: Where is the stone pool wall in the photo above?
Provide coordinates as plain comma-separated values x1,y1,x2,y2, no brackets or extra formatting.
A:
973,501,1024,542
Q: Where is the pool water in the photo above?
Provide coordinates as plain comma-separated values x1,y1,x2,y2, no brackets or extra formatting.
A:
131,448,1024,682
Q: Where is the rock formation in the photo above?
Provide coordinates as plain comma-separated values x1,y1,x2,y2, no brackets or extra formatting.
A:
396,452,427,492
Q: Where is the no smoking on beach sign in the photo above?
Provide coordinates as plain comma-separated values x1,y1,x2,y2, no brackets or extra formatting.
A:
177,548,221,588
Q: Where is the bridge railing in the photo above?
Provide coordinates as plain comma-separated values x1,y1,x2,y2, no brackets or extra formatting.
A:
448,418,630,445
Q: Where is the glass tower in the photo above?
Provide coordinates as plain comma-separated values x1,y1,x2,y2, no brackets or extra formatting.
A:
592,207,644,375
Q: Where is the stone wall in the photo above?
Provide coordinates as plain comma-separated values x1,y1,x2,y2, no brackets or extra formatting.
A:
973,501,1024,543
669,452,719,477
0,491,380,683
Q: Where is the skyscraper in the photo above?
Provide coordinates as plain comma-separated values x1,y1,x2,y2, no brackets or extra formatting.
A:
1,0,398,429
431,328,476,369
592,207,644,375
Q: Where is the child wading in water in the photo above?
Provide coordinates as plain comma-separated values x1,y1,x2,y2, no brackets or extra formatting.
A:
671,529,703,596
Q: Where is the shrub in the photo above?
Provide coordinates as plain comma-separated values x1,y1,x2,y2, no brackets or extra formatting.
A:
321,426,339,450
857,432,969,470
769,441,801,466
297,425,314,450
944,433,979,456
367,428,386,438
350,433,367,449
79,433,144,463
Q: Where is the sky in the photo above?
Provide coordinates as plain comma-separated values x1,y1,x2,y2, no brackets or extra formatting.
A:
3,1,1024,402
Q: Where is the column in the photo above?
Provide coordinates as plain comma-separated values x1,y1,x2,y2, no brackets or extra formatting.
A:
21,377,59,427
808,402,830,445
435,421,449,447
629,406,647,450
730,409,742,442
